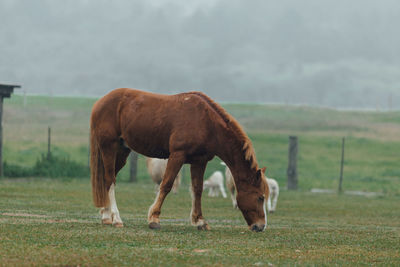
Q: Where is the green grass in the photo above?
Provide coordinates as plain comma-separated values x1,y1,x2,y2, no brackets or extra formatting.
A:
0,179,399,266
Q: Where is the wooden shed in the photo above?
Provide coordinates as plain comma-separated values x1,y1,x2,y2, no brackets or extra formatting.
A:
0,83,20,176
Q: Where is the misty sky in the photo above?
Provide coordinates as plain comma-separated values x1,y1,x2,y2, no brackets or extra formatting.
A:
1,0,399,108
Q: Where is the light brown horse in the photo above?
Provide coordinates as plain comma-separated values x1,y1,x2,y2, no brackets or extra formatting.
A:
146,157,181,194
90,88,269,232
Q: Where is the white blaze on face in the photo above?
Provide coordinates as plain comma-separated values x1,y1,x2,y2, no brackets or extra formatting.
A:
263,199,268,228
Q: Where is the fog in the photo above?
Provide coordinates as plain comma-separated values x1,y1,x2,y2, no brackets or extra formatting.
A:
1,0,399,108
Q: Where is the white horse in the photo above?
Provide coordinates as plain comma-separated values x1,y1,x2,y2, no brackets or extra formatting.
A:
223,162,279,213
146,158,181,194
203,171,227,198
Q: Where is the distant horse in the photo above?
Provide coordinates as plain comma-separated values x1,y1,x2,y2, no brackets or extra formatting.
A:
223,163,279,213
203,171,227,198
90,88,269,231
146,157,181,194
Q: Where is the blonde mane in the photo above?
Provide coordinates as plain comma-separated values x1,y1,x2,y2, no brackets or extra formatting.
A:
187,92,258,170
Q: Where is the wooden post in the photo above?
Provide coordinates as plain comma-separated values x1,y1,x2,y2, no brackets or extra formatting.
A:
129,152,138,182
287,136,298,190
47,127,51,160
0,97,3,177
87,132,90,168
338,137,345,194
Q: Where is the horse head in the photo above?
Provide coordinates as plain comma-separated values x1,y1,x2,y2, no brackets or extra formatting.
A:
235,167,269,232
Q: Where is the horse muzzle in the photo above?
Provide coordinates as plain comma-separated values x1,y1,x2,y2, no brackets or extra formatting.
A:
250,223,266,232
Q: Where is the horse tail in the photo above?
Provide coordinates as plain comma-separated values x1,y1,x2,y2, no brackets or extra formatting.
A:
90,129,109,208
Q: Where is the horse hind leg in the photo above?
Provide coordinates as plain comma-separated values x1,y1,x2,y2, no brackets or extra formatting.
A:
115,142,131,175
99,140,125,227
108,145,131,227
190,162,210,230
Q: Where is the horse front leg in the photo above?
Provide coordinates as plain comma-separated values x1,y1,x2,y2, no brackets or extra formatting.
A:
190,162,210,230
147,152,185,229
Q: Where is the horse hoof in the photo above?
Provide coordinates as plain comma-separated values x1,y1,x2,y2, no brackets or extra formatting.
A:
149,222,161,229
102,218,112,225
113,222,124,228
197,224,210,231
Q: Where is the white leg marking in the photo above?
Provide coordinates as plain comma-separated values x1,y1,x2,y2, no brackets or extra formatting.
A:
148,190,160,222
108,183,123,226
101,207,112,224
189,185,205,226
263,200,268,228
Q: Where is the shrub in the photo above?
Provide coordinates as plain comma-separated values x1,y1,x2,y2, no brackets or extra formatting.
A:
3,154,89,178
4,161,32,177
33,154,89,178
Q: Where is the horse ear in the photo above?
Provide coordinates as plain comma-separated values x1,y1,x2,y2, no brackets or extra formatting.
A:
256,169,262,180
261,167,266,174
256,167,266,178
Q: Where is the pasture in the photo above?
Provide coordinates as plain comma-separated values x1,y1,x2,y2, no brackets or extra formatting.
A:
1,94,400,265
0,179,399,266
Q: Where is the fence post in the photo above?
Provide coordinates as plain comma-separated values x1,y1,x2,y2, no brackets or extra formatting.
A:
47,126,51,160
287,136,298,190
87,132,90,168
338,137,345,194
129,152,138,182
0,97,3,177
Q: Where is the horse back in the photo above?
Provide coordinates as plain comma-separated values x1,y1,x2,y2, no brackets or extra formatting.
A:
92,88,223,160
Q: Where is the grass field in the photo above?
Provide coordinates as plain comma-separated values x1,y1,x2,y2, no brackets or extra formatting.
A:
0,94,399,266
0,179,399,266
3,94,400,194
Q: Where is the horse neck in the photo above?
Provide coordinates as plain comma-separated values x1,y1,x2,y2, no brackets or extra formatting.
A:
216,133,257,189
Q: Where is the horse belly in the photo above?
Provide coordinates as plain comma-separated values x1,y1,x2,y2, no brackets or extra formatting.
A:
125,135,170,158
121,120,171,158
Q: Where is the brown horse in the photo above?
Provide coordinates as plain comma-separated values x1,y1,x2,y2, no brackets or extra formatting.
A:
146,157,181,194
90,88,269,232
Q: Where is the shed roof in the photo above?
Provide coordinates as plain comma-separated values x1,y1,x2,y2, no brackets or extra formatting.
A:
0,83,21,98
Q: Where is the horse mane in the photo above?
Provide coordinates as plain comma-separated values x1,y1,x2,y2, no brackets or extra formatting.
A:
187,91,258,170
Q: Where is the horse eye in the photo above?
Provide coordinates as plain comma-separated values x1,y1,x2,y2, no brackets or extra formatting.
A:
258,196,264,202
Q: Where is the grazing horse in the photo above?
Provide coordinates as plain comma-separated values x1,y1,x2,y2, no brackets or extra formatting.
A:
146,157,181,194
203,171,227,198
224,163,279,213
90,88,269,232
